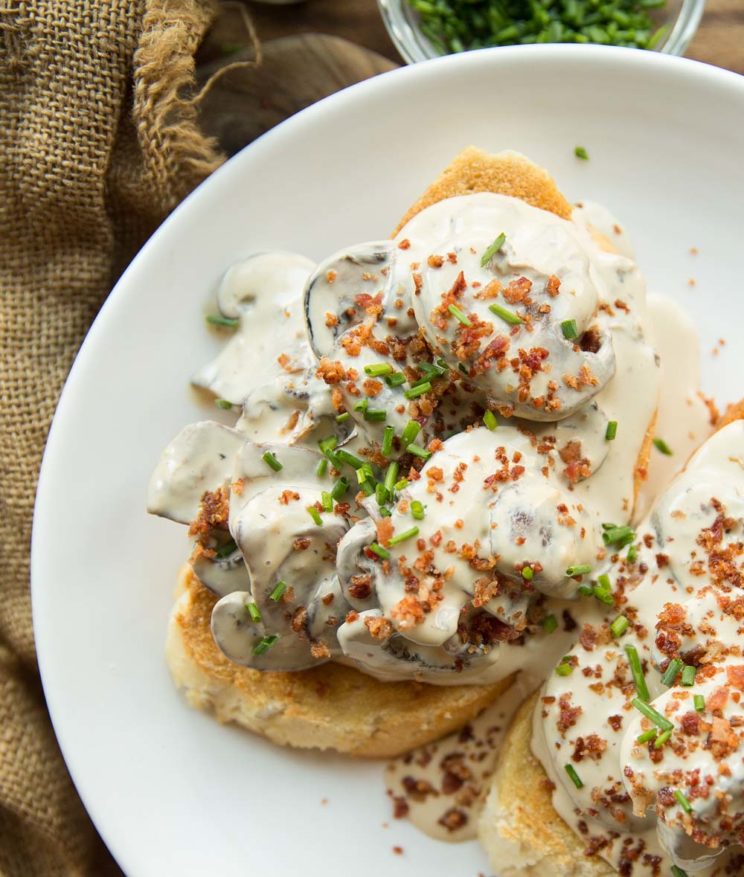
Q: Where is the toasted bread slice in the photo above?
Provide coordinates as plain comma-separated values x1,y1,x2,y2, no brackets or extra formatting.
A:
168,567,511,757
166,148,654,757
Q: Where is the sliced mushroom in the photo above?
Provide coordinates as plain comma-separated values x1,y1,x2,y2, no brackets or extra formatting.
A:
529,400,610,485
190,542,250,598
147,421,244,525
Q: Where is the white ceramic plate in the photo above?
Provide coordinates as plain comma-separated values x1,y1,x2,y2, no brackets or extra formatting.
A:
33,45,744,877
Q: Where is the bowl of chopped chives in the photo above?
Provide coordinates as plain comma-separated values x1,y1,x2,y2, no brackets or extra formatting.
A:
378,0,705,63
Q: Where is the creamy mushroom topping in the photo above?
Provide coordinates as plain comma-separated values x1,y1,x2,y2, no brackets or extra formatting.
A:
533,421,744,875
148,191,660,685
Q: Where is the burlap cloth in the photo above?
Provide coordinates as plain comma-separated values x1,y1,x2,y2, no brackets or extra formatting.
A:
0,1,239,872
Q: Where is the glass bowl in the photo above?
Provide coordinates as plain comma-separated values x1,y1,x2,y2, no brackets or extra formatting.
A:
378,0,705,63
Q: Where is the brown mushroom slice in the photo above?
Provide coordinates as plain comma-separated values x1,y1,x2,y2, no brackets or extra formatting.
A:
190,542,250,599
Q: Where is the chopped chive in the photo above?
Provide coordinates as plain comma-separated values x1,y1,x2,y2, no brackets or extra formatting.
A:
358,480,375,497
253,634,279,656
674,790,693,814
365,408,387,422
694,694,705,712
307,506,323,526
636,728,657,744
215,398,233,410
593,574,614,605
610,615,629,638
489,302,523,326
457,363,469,376
566,564,592,577
577,584,594,597
483,409,498,431
364,363,393,377
654,729,673,749
605,420,618,441
632,698,674,732
564,764,583,789
384,461,399,494
625,645,651,702
448,303,472,327
389,526,419,547
480,232,506,267
404,381,432,399
407,443,432,460
375,482,389,506
384,371,406,388
394,478,409,491
575,146,589,161
321,491,333,512
542,614,557,633
316,458,328,477
336,412,351,423
521,566,534,581
319,436,338,456
561,319,579,340
379,506,392,517
246,602,262,623
206,313,239,328
369,542,390,560
417,360,447,381
354,398,369,414
653,437,673,456
671,867,689,877
330,477,349,501
382,426,395,457
602,525,635,549
262,451,282,472
269,580,287,602
215,539,237,559
411,500,425,521
627,544,638,563
661,658,683,687
335,449,364,469
680,665,696,687
357,462,374,484
402,420,421,445
556,660,574,676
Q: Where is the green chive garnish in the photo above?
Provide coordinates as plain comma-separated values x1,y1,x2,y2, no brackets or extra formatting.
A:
330,477,349,501
262,451,282,472
384,371,406,388
404,381,432,399
542,614,557,633
489,302,523,325
632,698,673,732
654,729,673,749
566,564,591,577
215,539,237,559
625,645,650,702
321,491,333,512
336,412,351,423
319,436,338,456
605,421,618,441
394,478,409,491
316,458,328,477
376,482,389,506
564,764,583,789
556,660,574,677
402,420,421,445
602,525,635,549
448,303,472,327
365,408,387,422
246,602,262,623
307,506,323,526
335,449,364,469
661,658,683,687
253,634,279,656
593,574,614,605
359,480,375,497
610,615,629,638
694,694,705,712
382,426,395,457
411,500,425,520
575,146,589,161
379,506,392,517
577,584,594,597
671,867,689,877
389,526,419,547
407,443,432,460
481,232,506,267
653,437,673,456
384,461,399,494
369,542,390,560
215,398,233,410
681,665,696,687
483,409,498,431
206,313,239,328
354,398,368,414
561,319,579,340
674,790,693,814
636,728,657,744
521,566,534,581
627,544,638,563
364,363,393,377
269,580,287,602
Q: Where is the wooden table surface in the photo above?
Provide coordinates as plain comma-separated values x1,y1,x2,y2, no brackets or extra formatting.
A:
244,0,744,75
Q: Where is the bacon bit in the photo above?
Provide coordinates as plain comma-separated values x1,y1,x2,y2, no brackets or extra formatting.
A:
316,357,348,384
572,734,607,763
311,641,331,659
447,252,457,264
348,574,372,600
325,312,339,328
473,278,502,300
376,517,394,547
502,276,532,305
325,269,337,284
726,665,744,691
472,334,510,375
293,536,311,551
708,687,729,714
681,711,701,736
398,239,411,250
364,615,393,640
546,275,561,297
345,610,359,624
392,797,409,818
608,715,623,732
291,606,308,633
391,595,426,629
438,808,468,832
321,592,334,606
279,489,301,505
557,692,583,734
427,254,444,268
579,624,598,652
231,478,245,496
188,487,229,537
708,716,738,759
412,272,423,295
392,846,404,856
363,378,383,397
578,363,599,387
